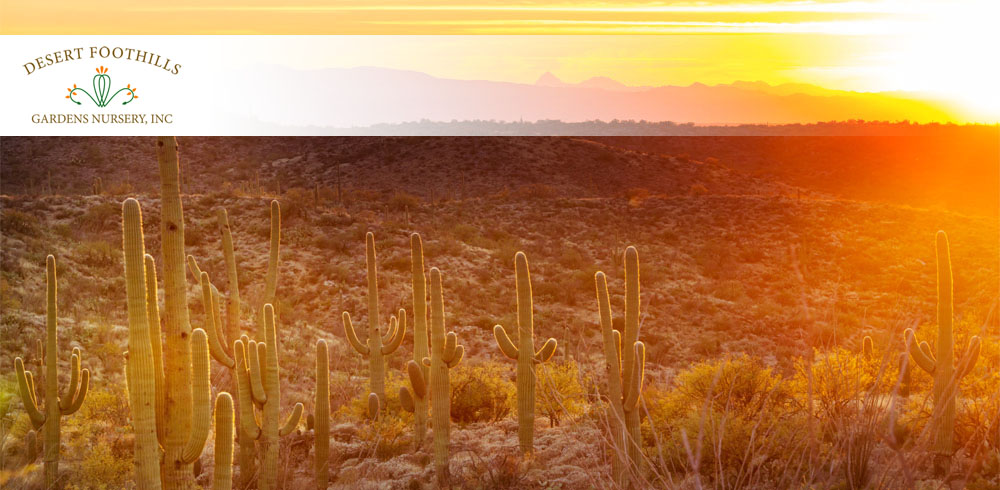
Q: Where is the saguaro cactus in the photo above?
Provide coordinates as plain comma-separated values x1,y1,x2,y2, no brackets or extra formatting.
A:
13,255,90,489
404,233,430,448
213,393,235,490
401,268,463,486
122,199,163,490
343,232,407,409
120,138,219,490
234,304,304,490
903,231,980,473
594,246,647,486
315,340,330,489
492,252,558,455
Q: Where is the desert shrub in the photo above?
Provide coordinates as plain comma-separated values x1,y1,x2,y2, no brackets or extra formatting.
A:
389,191,420,211
712,280,747,302
1,209,41,237
689,183,709,195
65,389,133,490
536,360,588,427
512,184,558,200
450,361,515,424
74,240,119,269
281,187,311,222
74,202,119,235
645,355,805,488
336,372,413,460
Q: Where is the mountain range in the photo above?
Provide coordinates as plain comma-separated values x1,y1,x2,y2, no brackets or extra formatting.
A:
220,66,956,127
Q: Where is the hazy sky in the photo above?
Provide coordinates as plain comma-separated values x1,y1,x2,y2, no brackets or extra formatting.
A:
2,0,997,120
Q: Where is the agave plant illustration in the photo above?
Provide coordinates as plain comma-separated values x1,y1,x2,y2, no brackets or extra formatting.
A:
66,66,138,107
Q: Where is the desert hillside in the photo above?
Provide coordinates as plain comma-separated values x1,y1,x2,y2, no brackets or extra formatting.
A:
0,136,997,489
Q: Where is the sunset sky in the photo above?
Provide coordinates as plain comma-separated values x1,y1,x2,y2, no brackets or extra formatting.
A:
2,0,998,121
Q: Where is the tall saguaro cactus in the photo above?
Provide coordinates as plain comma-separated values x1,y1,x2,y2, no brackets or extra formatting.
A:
234,304,304,490
120,138,218,490
594,246,647,486
401,268,463,487
343,232,407,409
315,340,330,489
903,231,981,473
492,252,558,455
14,255,90,489
405,233,430,448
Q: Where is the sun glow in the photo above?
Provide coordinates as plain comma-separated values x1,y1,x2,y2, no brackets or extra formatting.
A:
2,0,997,121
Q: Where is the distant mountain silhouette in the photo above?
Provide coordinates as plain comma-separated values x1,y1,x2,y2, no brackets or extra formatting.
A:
220,66,955,127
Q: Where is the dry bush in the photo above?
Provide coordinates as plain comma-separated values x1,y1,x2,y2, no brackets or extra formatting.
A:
450,361,515,424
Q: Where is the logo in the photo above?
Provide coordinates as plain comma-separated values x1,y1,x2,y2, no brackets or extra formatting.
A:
66,66,138,107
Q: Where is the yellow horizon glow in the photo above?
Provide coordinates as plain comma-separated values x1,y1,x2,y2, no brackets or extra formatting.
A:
2,0,997,122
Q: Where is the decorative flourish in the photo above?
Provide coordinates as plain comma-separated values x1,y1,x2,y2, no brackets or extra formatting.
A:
65,66,138,107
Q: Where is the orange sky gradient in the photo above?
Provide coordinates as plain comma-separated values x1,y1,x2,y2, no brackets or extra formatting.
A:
2,0,998,122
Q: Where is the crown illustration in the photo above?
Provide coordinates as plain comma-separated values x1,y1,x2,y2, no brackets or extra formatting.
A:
66,66,138,107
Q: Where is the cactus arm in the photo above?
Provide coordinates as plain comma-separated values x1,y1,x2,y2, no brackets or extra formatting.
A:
919,342,936,364
400,388,415,412
60,369,89,416
217,208,242,345
278,403,304,436
24,369,40,413
534,338,557,363
247,341,268,404
199,272,235,368
862,336,874,359
443,332,458,361
596,272,623,385
957,336,981,379
213,393,235,490
382,312,407,355
904,329,936,374
494,325,520,359
59,349,81,411
15,358,46,427
263,200,280,307
382,316,398,345
342,312,370,356
187,254,203,284
621,247,640,395
180,329,212,464
233,341,262,440
256,341,268,388
445,344,464,368
211,285,229,356
367,393,380,420
623,342,645,412
142,254,167,447
407,360,427,399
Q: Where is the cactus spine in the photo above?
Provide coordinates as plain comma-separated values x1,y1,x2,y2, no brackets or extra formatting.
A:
343,232,407,409
13,255,90,489
315,340,330,489
404,268,463,486
595,246,646,486
213,392,235,490
399,233,430,448
234,304,304,490
903,231,980,473
492,252,558,455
